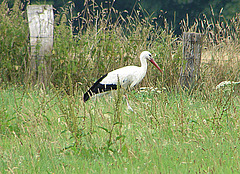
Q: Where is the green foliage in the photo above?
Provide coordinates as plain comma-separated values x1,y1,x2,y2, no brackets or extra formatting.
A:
0,0,239,92
0,1,240,173
55,75,87,149
0,0,29,84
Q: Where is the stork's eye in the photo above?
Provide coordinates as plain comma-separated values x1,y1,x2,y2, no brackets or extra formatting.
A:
149,54,151,57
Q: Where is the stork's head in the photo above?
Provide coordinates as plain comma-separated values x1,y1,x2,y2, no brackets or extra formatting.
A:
140,51,163,73
140,51,152,60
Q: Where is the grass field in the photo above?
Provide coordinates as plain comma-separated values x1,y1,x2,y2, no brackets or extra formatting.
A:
1,1,240,173
1,86,239,173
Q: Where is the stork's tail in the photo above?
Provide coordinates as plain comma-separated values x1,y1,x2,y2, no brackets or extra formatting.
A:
83,74,118,102
83,92,91,102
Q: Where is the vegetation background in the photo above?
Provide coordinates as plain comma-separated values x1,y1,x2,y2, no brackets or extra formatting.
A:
2,0,240,35
0,0,240,173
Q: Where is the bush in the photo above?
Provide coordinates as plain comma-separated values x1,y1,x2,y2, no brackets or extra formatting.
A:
0,0,29,85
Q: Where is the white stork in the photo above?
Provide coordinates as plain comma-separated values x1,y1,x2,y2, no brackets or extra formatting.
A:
83,51,163,110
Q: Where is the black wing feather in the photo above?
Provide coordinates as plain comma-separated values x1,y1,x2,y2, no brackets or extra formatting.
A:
83,73,118,102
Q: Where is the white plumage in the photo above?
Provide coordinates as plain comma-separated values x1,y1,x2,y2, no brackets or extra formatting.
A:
100,65,146,89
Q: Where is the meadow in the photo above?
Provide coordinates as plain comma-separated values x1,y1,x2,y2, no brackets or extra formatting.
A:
1,1,240,173
1,86,239,173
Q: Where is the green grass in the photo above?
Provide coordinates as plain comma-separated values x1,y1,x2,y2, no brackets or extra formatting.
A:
1,86,239,173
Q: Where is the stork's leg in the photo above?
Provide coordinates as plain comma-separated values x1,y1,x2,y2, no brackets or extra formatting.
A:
124,94,134,112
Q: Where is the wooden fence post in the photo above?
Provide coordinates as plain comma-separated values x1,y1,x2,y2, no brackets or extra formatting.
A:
179,32,202,90
27,5,54,85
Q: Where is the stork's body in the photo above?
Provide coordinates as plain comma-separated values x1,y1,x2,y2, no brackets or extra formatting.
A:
83,51,162,109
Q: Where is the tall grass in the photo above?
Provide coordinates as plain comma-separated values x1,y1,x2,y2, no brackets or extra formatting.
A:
1,86,239,173
52,1,178,92
180,9,240,91
1,1,239,92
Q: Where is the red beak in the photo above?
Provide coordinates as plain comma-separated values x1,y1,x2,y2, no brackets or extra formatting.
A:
149,59,163,73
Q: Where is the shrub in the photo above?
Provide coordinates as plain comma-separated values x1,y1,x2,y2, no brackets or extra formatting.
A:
0,0,29,85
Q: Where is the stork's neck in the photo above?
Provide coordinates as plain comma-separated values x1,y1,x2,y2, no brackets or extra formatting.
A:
140,56,148,72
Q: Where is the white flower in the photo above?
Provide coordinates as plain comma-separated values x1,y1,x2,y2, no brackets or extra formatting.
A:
216,81,240,90
139,87,166,93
